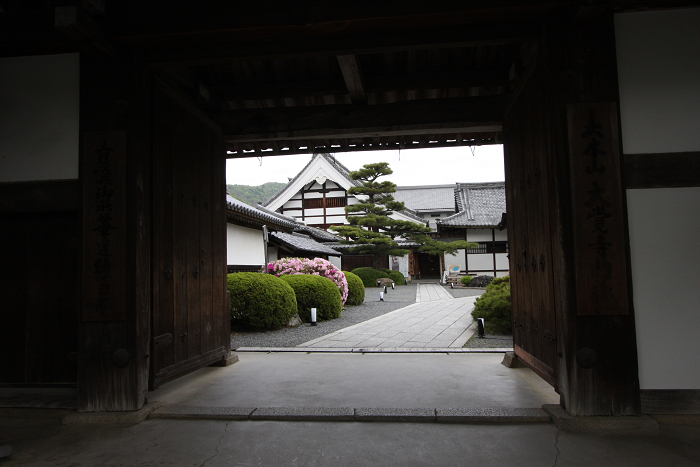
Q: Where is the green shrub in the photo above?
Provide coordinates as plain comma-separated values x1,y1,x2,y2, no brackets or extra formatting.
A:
227,272,297,330
471,276,511,333
351,267,390,287
344,271,366,306
460,275,473,286
280,274,342,322
383,269,406,285
489,275,509,288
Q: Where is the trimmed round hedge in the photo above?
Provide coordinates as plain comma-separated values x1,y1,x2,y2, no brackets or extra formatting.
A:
227,272,297,330
280,274,342,322
351,267,390,287
471,275,511,333
343,271,365,306
383,269,406,285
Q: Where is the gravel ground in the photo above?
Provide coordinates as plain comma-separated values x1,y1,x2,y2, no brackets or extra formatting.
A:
464,333,514,348
231,283,418,349
230,284,503,349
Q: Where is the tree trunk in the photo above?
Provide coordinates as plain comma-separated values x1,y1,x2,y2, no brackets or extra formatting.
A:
373,254,383,270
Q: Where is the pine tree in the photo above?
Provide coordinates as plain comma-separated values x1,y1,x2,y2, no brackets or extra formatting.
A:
331,162,476,270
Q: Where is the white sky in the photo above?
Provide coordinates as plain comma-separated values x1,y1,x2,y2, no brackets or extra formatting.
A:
226,145,505,187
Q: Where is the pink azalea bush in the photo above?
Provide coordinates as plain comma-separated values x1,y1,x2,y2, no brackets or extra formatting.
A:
268,257,349,304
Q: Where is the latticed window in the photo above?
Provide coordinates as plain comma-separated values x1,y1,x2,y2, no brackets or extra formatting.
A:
302,197,347,209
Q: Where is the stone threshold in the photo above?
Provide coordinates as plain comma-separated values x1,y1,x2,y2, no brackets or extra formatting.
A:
234,347,513,353
149,404,551,424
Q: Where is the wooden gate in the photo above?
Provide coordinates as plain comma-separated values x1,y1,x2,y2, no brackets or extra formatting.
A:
149,83,230,389
503,54,558,388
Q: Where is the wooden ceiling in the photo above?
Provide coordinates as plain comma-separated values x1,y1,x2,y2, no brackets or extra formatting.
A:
1,0,695,157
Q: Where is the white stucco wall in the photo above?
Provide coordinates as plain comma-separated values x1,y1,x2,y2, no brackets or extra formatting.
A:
445,250,466,272
0,53,80,182
329,256,342,270
616,9,700,389
226,224,265,265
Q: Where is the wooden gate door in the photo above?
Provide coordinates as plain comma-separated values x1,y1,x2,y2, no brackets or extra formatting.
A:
503,54,559,388
149,83,230,389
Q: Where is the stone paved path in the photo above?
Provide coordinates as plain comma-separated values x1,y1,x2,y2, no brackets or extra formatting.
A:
297,283,476,349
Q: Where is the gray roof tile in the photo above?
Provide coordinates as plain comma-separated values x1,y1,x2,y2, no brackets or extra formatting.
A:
271,232,343,256
393,185,456,211
226,195,297,229
439,182,506,228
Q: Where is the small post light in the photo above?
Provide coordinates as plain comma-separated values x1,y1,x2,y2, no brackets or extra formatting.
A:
450,282,454,289
405,279,408,285
383,285,387,294
391,283,395,290
310,307,317,326
379,291,384,301
477,318,485,338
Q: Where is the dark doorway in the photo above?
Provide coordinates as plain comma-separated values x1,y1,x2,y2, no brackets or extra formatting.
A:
414,252,441,279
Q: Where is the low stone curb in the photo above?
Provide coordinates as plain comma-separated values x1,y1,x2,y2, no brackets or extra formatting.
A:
234,347,513,353
148,404,551,424
61,401,162,425
542,404,660,431
150,405,255,420
436,407,551,423
250,407,355,421
355,407,437,422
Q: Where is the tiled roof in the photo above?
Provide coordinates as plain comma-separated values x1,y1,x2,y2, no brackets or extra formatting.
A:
326,240,420,250
262,153,361,207
270,232,343,256
438,182,506,228
393,184,456,212
293,224,343,242
226,195,297,229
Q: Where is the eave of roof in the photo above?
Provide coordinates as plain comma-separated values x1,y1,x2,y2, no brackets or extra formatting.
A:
226,195,297,230
270,232,343,256
438,181,506,228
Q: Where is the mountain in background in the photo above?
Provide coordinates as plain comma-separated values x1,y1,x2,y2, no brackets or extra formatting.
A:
226,182,286,207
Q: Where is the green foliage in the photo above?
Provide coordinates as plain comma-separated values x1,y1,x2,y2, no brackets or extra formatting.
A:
383,269,405,284
415,238,479,255
227,272,297,330
471,276,511,333
351,267,390,287
489,275,510,288
460,275,473,286
343,271,366,306
280,275,342,322
226,182,285,207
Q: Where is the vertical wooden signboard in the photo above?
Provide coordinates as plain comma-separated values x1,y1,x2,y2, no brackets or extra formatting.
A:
82,131,127,321
568,103,629,316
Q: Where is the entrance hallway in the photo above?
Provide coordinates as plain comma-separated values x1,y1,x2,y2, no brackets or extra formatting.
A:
295,284,478,349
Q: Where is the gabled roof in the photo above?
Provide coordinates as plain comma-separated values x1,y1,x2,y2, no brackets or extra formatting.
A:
270,232,343,256
293,224,343,242
438,182,506,228
394,184,456,212
263,153,361,210
226,195,297,230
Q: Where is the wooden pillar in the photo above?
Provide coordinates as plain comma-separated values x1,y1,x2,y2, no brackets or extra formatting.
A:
78,56,152,412
543,12,641,416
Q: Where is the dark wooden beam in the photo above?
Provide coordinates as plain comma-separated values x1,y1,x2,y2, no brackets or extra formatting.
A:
624,152,700,189
0,179,80,213
213,68,509,102
337,55,366,104
132,21,538,66
216,95,504,142
54,6,115,58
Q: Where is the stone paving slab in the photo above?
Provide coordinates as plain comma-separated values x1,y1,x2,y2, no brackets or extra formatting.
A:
250,407,355,421
543,404,660,431
235,347,513,353
436,407,551,423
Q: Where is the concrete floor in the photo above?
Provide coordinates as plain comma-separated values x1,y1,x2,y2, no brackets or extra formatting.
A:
2,416,700,466
148,352,558,408
2,353,700,466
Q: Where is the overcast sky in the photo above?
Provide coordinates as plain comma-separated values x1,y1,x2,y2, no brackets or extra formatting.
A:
226,145,505,187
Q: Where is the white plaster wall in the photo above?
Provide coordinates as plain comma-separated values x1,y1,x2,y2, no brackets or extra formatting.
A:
445,251,466,272
226,224,265,265
627,188,700,389
329,256,342,270
467,254,495,273
466,229,508,242
615,9,700,154
616,8,700,389
0,53,80,182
